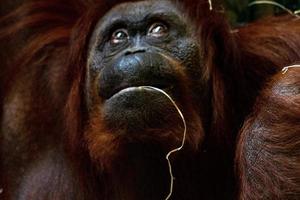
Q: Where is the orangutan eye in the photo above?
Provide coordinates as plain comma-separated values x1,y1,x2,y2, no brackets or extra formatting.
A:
111,29,129,44
148,23,168,38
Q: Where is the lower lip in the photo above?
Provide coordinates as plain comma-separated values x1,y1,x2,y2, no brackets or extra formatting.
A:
109,86,149,99
107,85,177,103
109,86,171,99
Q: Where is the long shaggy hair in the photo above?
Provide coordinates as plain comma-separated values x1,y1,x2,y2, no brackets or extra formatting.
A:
1,0,300,199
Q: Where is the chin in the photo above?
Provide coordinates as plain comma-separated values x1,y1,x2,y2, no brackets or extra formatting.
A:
85,85,204,170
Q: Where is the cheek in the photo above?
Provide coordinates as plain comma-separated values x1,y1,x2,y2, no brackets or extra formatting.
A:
170,39,200,62
86,50,111,107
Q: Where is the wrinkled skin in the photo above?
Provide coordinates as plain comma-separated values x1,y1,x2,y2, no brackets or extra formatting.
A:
85,0,204,166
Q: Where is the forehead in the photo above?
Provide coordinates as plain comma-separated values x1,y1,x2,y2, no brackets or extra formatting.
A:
106,0,179,19
96,1,181,29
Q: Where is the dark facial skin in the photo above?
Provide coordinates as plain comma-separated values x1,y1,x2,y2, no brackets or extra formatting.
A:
87,0,202,134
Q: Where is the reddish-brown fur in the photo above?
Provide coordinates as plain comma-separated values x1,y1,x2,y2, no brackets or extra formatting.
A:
236,68,300,199
0,0,300,199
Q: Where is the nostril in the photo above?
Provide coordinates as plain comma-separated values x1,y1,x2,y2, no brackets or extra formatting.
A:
124,48,146,55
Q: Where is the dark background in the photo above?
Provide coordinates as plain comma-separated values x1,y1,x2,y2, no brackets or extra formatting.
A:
224,0,300,26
